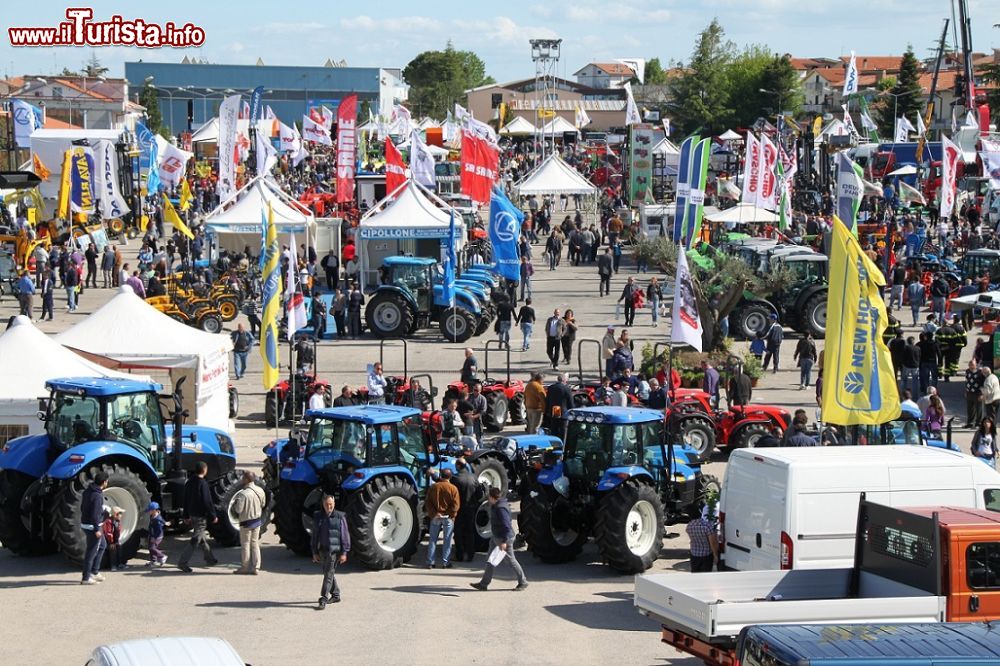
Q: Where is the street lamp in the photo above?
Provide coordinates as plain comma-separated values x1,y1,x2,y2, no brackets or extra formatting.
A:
759,87,784,118
178,85,216,128
879,89,919,141
143,76,178,135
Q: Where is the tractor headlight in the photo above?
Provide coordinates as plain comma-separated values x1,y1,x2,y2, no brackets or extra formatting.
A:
553,475,570,498
216,434,234,454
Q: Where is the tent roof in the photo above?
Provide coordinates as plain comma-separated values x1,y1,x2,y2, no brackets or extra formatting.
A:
204,177,315,233
396,140,450,157
540,116,579,135
718,129,742,141
500,117,535,136
359,180,460,239
0,316,138,402
416,118,441,130
358,119,379,133
704,202,780,224
55,287,232,368
653,138,679,155
515,153,598,196
190,118,273,143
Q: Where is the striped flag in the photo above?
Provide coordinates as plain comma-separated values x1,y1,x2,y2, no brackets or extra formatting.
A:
836,153,865,235
260,203,282,390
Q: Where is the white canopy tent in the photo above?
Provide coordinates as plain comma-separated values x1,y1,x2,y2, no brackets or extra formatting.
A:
951,291,1000,312
540,116,580,136
30,128,125,199
416,118,441,131
55,287,233,433
357,180,464,291
718,129,742,141
704,203,780,224
395,140,451,159
203,176,317,252
190,118,274,144
515,153,599,197
358,119,379,134
0,316,145,442
500,117,536,137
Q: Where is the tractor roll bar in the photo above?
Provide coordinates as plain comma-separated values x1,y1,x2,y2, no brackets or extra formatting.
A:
379,338,408,380
576,339,603,385
483,340,511,384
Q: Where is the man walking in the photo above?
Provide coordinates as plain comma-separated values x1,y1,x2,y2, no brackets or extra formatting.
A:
230,324,254,380
312,494,350,609
618,276,639,327
460,347,479,384
16,271,35,319
516,298,535,351
450,459,479,562
177,461,219,573
81,471,109,585
101,244,115,288
425,469,460,569
544,308,567,370
906,279,926,327
321,249,340,292
685,508,718,572
966,360,984,427
524,372,546,434
231,471,266,575
760,314,783,373
597,247,613,296
470,487,528,591
602,326,617,379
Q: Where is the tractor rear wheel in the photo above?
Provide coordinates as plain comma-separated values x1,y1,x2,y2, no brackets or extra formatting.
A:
593,479,664,574
273,480,314,556
470,456,509,497
346,475,419,570
217,297,239,322
264,389,281,427
228,386,239,419
197,312,223,334
473,309,492,336
733,422,771,449
206,471,241,547
735,303,771,340
508,392,526,425
439,307,476,343
483,392,510,432
0,470,55,556
518,487,586,563
365,291,415,339
680,416,716,462
803,292,827,338
49,463,151,566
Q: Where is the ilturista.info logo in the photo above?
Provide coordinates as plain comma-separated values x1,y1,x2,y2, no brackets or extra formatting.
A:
9,8,206,48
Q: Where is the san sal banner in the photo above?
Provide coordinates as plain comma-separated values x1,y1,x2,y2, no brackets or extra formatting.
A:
335,94,358,204
92,139,129,220
740,132,761,205
629,123,654,206
460,131,498,204
217,94,241,202
671,246,703,351
940,135,961,220
69,145,96,215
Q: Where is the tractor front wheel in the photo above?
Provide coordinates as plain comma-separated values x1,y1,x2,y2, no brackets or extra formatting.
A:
680,416,716,461
803,293,827,338
733,422,771,449
439,307,476,343
206,471,242,547
217,297,239,322
483,392,510,432
273,480,314,556
197,313,223,334
734,303,771,340
346,475,419,570
49,463,151,566
593,479,664,574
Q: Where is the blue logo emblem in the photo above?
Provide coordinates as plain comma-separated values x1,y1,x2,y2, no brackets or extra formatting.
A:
843,372,865,395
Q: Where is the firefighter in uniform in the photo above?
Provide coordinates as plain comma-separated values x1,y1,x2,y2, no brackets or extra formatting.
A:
937,315,967,381
883,313,903,347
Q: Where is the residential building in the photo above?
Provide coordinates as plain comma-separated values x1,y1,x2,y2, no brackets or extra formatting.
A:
573,62,635,89
466,76,625,131
5,76,144,130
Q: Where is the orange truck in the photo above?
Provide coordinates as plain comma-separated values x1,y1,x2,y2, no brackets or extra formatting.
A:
634,500,1000,666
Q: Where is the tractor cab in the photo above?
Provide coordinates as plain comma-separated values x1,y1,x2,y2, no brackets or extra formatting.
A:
381,257,434,313
961,249,1000,283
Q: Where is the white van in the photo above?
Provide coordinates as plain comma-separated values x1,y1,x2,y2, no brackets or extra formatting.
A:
720,447,1000,571
87,637,246,666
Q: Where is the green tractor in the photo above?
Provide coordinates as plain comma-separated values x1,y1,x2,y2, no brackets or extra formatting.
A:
730,249,828,339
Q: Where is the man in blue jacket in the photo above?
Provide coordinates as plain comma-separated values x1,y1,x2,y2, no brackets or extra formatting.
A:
81,471,108,585
312,494,351,610
470,487,528,592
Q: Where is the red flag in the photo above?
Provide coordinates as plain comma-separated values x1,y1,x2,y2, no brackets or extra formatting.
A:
385,138,406,195
460,131,499,204
335,95,358,204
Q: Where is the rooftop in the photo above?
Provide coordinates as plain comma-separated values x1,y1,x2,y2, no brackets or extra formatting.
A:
305,404,422,425
46,377,164,396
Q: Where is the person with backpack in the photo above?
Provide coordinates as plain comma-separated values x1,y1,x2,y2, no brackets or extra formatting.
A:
760,314,784,374
230,324,254,380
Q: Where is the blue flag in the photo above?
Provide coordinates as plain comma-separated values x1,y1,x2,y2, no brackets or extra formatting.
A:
136,122,160,194
442,211,457,307
249,86,265,124
258,208,269,272
672,137,695,242
488,186,524,281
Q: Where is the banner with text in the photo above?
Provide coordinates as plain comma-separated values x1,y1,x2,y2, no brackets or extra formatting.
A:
335,94,358,204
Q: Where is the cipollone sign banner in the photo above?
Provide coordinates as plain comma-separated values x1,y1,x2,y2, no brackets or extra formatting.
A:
821,216,900,425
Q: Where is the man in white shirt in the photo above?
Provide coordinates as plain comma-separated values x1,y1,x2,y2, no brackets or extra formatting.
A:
367,362,388,405
308,384,327,411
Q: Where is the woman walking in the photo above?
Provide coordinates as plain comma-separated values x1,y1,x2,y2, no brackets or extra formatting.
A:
972,418,997,465
561,309,578,366
646,277,663,327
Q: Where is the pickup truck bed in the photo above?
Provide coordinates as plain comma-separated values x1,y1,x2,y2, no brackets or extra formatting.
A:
634,568,946,644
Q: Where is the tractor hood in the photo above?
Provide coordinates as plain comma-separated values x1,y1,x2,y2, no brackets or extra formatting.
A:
0,433,53,478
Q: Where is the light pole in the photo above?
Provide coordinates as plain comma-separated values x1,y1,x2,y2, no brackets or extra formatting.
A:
178,86,215,129
879,89,919,143
144,75,178,135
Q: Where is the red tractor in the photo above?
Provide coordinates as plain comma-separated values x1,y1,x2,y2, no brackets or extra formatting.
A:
444,341,526,432
264,334,332,426
355,339,437,410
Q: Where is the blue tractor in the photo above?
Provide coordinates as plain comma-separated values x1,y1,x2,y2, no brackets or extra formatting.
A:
266,404,509,570
365,256,487,342
0,377,242,564
518,407,719,574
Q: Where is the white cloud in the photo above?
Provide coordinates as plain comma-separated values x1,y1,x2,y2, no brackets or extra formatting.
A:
256,22,326,33
339,15,444,33
229,42,244,53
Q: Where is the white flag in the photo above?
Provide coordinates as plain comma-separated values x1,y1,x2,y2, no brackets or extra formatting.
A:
860,111,878,132
616,58,646,84
894,116,915,142
92,139,129,220
154,136,193,189
285,231,308,339
964,111,980,130
256,128,278,177
12,99,41,148
841,105,858,136
292,127,309,167
302,114,333,145
916,113,927,137
409,130,437,188
392,104,413,134
940,135,961,220
623,82,642,126
741,132,761,204
951,107,958,133
278,122,300,153
455,102,497,144
217,94,241,202
842,51,859,97
574,104,592,129
671,247,703,352
662,118,671,137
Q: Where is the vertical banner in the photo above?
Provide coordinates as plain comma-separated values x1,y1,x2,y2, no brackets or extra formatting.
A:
385,138,406,195
671,246,703,351
683,138,712,248
69,146,96,215
757,135,778,210
836,152,865,233
155,135,193,189
260,203,282,391
249,86,265,124
488,187,524,281
135,121,156,193
12,99,43,148
92,139,129,220
628,123,654,206
460,131,499,204
672,136,695,242
980,138,1000,190
740,132,761,205
217,94,241,202
335,94,358,204
940,135,961,221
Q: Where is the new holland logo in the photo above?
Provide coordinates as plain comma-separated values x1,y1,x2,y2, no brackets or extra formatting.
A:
492,211,517,243
842,371,865,395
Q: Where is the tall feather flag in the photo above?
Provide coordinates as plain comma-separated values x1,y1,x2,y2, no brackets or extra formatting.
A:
32,153,50,181
442,211,457,308
776,155,790,231
682,138,711,248
671,247,703,352
258,208,268,272
842,51,859,98
858,95,879,143
178,179,193,212
821,215,900,425
161,193,194,240
285,231,308,339
55,149,72,219
260,203,282,390
836,152,865,235
672,136,695,242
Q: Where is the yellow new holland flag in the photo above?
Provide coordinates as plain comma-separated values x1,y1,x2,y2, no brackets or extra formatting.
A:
161,194,194,240
822,216,900,425
260,202,282,391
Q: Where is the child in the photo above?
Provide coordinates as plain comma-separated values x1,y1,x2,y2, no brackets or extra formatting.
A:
147,501,167,566
749,335,765,362
103,506,126,571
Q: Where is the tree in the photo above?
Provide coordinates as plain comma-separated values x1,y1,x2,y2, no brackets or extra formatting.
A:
139,86,163,133
875,46,923,137
668,19,735,135
758,55,803,118
402,43,493,119
628,57,668,86
725,46,773,129
83,53,109,78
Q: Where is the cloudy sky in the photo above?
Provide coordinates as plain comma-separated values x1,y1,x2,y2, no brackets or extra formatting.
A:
1,1,997,82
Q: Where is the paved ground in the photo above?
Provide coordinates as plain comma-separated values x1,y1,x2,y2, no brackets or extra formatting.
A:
0,237,979,665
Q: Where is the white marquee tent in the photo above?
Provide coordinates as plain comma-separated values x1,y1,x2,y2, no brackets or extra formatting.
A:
190,118,274,143
540,116,580,136
357,180,464,290
500,117,535,137
55,287,233,433
704,203,780,224
203,176,317,251
395,140,451,159
0,316,144,442
514,153,599,197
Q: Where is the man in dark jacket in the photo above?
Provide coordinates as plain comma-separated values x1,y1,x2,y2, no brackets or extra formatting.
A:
760,314,783,373
545,373,574,439
617,276,639,326
81,471,109,584
544,309,567,370
312,494,351,609
470,487,527,591
728,367,753,407
177,461,218,573
320,249,340,292
597,247,613,296
451,459,480,562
